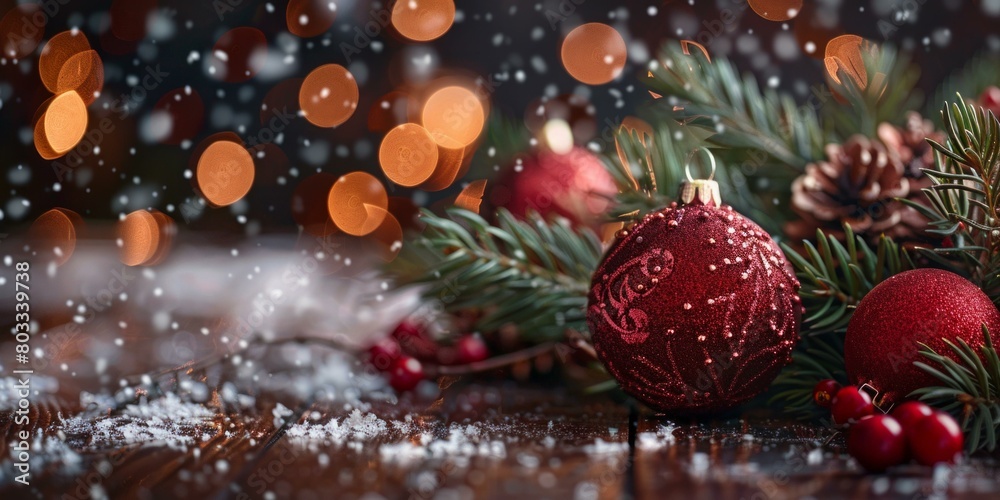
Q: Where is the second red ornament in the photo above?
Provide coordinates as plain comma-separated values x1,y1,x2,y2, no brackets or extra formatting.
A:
587,150,802,414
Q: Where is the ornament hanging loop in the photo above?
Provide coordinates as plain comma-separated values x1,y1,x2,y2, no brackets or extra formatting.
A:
680,147,721,206
685,147,717,182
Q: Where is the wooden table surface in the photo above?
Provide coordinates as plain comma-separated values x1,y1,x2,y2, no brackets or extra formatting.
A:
1,246,999,499
2,377,1000,500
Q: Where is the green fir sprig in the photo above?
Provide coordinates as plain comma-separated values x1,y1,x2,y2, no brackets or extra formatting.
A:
646,40,827,171
904,96,1000,304
770,225,911,418
400,208,601,343
912,326,1000,452
607,124,780,232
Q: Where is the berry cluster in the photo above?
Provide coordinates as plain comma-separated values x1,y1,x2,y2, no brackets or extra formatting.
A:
367,320,490,392
813,380,964,472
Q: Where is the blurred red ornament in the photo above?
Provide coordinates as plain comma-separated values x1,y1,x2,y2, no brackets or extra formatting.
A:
845,269,1000,405
586,175,800,414
979,86,1000,117
492,147,616,229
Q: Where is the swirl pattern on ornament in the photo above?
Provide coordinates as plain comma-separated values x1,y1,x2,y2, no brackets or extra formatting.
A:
587,204,800,413
589,248,673,344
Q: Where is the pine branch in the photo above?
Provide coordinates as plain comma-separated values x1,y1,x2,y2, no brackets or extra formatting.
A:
770,225,911,419
910,96,1000,303
646,40,828,171
912,325,1000,453
401,208,602,342
768,335,847,420
607,121,788,235
466,113,532,180
781,224,912,337
825,44,923,137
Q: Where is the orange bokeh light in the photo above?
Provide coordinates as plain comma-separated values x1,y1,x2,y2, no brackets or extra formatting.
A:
421,86,485,149
560,23,627,85
391,0,455,42
825,35,869,87
43,91,89,155
379,123,439,187
30,208,82,266
56,49,104,105
117,210,160,266
146,210,177,266
454,179,488,214
196,140,256,207
39,30,91,93
299,64,359,128
418,144,464,192
327,172,388,236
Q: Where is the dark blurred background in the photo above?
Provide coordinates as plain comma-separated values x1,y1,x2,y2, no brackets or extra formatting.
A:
1,0,998,236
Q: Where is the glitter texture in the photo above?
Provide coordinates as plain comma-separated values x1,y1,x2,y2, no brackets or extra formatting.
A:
587,201,801,414
845,269,1000,405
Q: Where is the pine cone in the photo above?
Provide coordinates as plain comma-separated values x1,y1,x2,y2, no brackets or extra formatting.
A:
785,135,916,243
877,112,947,246
877,111,943,181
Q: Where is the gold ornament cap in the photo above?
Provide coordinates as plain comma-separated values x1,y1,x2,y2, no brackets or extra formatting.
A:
679,147,721,206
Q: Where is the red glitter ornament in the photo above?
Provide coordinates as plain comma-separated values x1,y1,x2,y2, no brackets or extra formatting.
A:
845,269,1000,405
491,145,616,229
587,161,801,414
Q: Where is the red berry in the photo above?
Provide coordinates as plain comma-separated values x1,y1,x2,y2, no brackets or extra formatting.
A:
391,321,438,360
813,379,842,408
455,334,489,364
368,338,401,372
847,415,907,472
389,356,425,392
891,401,933,436
831,386,874,425
910,411,964,465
